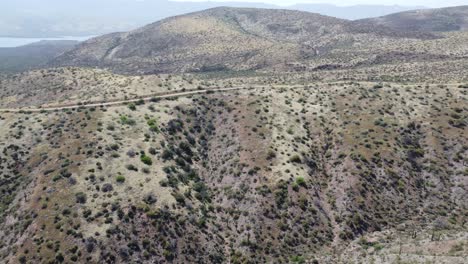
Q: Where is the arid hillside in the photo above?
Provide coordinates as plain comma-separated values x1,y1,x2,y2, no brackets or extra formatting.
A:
0,77,467,263
0,67,212,109
51,7,437,74
362,6,468,33
0,5,467,264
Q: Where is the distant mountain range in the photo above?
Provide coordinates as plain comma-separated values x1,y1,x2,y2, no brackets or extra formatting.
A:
2,5,467,74
51,5,468,75
0,0,425,38
363,6,468,32
0,40,78,73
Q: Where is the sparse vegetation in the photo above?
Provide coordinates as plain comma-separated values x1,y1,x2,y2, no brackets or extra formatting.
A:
0,6,467,264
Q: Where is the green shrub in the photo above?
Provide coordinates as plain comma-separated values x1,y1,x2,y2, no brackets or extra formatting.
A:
290,255,305,264
140,155,153,165
296,177,306,187
147,119,159,132
116,175,126,183
120,115,136,126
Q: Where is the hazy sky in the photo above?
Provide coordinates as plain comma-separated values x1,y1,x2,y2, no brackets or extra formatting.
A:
176,0,468,8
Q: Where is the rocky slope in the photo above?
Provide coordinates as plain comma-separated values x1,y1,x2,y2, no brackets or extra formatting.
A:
0,79,466,263
51,7,433,74
0,5,467,264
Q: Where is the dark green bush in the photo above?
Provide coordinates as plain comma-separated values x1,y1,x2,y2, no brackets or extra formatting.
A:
140,154,152,165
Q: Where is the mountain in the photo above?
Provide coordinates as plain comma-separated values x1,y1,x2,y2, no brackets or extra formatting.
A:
0,0,423,37
362,6,468,32
289,3,425,20
52,7,432,74
1,5,467,264
0,40,78,73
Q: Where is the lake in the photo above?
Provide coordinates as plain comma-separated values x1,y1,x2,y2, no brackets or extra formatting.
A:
0,36,95,48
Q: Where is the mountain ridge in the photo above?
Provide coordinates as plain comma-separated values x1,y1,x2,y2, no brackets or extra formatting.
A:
0,0,426,37
0,40,78,73
51,6,446,74
361,5,468,32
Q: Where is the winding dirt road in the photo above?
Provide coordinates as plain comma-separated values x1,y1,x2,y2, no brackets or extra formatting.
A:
0,87,251,113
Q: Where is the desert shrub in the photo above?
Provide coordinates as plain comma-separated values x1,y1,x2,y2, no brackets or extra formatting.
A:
55,253,64,262
19,256,27,264
289,155,302,163
62,208,71,215
290,255,305,264
295,177,306,187
179,142,193,156
374,118,388,127
109,144,119,151
266,150,276,160
120,115,136,126
166,119,184,135
127,149,136,157
449,119,466,128
116,175,126,183
193,182,212,203
140,154,153,165
275,181,289,209
102,183,113,192
143,194,157,204
149,147,157,155
161,149,174,160
75,192,87,204
126,164,138,171
172,192,185,205
128,103,136,111
147,119,159,132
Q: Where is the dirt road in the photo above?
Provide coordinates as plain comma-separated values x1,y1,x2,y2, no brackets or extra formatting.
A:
0,87,250,113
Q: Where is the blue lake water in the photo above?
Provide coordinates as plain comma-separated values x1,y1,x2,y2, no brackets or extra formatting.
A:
0,36,95,47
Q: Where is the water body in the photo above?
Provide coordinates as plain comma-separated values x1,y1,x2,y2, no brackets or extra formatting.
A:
0,36,95,48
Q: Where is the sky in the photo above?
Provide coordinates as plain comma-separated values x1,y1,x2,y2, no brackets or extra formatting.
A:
175,0,468,8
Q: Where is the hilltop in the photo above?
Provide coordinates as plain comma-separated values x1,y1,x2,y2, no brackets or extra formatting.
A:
51,7,432,74
362,6,468,32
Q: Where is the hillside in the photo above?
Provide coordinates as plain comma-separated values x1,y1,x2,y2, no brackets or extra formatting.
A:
0,40,78,73
0,76,466,263
52,7,432,74
0,0,423,38
362,6,468,32
0,5,467,264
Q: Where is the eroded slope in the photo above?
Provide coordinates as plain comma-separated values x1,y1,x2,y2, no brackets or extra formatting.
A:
0,82,466,263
